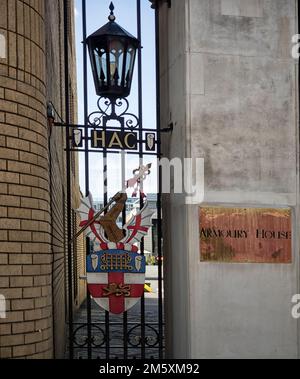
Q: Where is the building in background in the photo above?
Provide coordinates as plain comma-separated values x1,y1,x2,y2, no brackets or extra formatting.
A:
0,0,85,359
157,0,299,359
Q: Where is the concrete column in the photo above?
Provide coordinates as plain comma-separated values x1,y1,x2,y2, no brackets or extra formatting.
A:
161,0,299,359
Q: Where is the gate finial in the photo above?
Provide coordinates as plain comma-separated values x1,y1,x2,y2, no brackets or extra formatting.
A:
108,2,116,22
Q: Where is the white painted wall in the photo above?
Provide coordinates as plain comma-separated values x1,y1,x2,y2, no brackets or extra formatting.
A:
161,0,300,358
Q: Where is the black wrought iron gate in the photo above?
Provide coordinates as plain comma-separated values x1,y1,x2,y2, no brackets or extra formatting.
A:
63,0,164,359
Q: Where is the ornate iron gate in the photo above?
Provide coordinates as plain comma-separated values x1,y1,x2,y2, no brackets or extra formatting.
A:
61,0,165,359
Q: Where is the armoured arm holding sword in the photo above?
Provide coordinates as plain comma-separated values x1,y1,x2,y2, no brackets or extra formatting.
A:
70,164,152,245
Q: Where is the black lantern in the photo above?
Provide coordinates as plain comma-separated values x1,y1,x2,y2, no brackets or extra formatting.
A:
87,2,139,99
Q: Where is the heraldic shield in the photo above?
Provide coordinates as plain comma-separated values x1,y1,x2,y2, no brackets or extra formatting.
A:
87,249,146,314
76,182,154,315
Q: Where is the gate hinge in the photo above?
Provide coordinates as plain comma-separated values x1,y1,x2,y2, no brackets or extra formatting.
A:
160,122,174,133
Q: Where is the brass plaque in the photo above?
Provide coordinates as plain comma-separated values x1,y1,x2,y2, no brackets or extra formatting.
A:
200,207,292,263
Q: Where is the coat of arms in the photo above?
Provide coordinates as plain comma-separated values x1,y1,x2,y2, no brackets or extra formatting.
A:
76,166,154,314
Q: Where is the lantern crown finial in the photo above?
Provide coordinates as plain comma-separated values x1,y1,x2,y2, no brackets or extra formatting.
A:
108,2,116,22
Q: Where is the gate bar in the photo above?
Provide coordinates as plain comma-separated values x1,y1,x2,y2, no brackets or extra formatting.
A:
82,0,93,360
136,0,146,360
155,0,164,359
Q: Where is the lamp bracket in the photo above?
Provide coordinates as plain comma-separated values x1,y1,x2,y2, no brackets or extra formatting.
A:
88,97,140,130
160,122,174,133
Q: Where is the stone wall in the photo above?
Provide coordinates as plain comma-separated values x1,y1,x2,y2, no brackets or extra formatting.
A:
159,0,299,358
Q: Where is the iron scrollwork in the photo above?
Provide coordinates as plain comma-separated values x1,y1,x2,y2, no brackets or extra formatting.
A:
70,322,161,351
88,97,140,130
72,324,106,348
127,324,160,348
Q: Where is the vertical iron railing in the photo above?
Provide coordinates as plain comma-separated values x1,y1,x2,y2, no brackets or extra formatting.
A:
103,123,110,361
82,0,93,360
137,0,146,360
155,0,164,359
121,107,129,360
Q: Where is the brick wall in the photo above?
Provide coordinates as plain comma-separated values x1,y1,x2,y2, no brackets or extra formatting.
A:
0,0,85,359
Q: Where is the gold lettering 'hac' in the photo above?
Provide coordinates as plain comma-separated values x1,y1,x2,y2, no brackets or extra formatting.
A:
92,130,106,148
108,132,123,148
124,133,136,149
91,130,137,149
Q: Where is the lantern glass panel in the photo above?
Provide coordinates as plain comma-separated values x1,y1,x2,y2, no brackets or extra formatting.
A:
125,45,136,88
108,39,124,87
94,47,107,86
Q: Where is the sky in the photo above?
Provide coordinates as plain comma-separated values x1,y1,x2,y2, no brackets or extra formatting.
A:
74,0,158,200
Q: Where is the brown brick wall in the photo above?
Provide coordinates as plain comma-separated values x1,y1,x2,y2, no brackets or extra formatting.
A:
0,0,85,359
